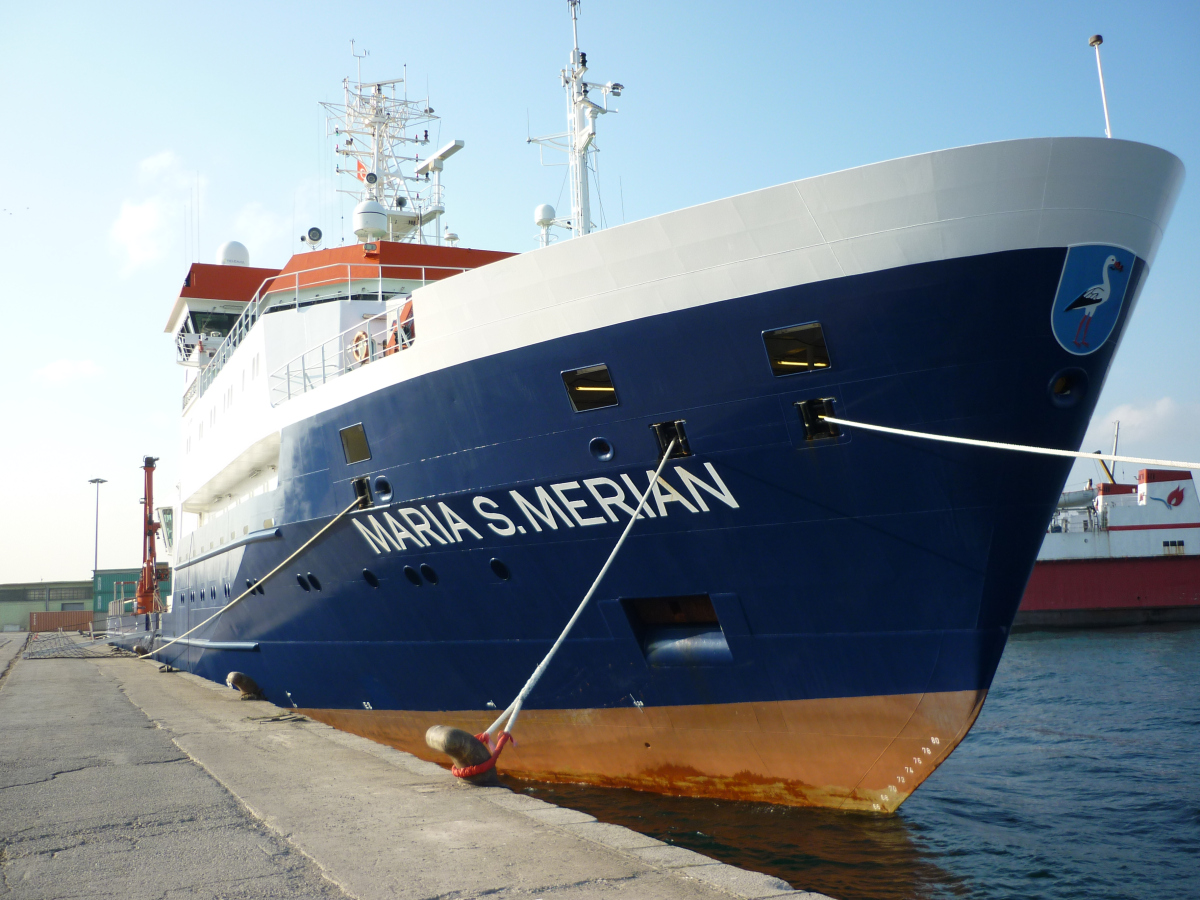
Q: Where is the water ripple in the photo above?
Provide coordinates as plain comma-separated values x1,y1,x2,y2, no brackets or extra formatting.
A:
508,624,1200,900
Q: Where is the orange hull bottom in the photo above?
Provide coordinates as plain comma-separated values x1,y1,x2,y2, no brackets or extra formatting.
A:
300,689,986,812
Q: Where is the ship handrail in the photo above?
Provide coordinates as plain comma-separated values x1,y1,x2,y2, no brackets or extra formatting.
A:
182,260,468,411
266,302,415,407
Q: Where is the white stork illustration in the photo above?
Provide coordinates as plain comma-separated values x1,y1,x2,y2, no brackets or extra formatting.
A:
1065,255,1124,348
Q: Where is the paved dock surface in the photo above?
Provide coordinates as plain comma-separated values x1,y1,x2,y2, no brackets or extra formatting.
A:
0,635,832,900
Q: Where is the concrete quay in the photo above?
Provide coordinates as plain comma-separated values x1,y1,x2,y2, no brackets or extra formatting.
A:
0,635,834,900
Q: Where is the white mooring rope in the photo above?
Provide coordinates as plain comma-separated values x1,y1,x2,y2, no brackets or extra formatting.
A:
485,438,679,740
820,415,1200,471
149,496,363,658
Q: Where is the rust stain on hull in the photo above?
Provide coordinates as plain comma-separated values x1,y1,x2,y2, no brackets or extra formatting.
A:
299,689,988,813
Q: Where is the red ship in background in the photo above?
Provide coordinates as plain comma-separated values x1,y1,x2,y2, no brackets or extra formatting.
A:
1017,467,1200,627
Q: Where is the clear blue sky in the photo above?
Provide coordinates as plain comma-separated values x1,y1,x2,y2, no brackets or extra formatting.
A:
1,1,1196,582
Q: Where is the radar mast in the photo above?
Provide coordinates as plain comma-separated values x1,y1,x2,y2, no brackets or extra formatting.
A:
322,44,463,244
529,0,623,244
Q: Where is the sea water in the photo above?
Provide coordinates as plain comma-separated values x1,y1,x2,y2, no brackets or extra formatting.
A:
510,625,1200,900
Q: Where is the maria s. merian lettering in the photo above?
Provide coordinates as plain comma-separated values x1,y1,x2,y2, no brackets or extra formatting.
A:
352,463,739,555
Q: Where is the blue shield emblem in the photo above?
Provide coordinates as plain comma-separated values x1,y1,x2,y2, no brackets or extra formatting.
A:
1051,244,1135,355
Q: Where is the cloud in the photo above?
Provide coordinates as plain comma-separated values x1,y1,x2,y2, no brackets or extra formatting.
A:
1082,397,1200,452
109,152,202,274
233,202,292,266
1068,396,1200,487
35,359,102,384
111,197,168,271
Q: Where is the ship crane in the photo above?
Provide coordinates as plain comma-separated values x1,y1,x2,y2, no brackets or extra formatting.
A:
134,456,165,615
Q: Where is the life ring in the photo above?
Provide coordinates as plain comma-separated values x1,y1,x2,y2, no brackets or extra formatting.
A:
351,330,370,363
398,300,415,348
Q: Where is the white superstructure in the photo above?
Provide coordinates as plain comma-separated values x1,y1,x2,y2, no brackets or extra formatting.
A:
1042,470,1200,560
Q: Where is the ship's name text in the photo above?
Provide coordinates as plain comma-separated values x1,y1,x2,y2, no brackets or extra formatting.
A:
351,463,739,555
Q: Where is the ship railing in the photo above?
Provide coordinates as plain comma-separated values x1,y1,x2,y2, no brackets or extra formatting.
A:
267,304,416,407
183,261,468,411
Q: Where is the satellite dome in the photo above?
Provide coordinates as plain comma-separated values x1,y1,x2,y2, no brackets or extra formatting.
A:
217,240,249,266
353,200,388,241
534,204,556,227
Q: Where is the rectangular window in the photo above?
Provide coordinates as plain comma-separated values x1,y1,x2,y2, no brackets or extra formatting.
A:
340,423,372,464
763,322,831,376
562,364,619,412
49,587,91,601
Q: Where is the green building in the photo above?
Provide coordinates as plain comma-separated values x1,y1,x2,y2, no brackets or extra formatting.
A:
92,568,144,615
0,581,94,632
0,568,174,630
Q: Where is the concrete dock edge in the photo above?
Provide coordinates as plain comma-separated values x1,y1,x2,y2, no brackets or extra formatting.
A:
1,640,836,899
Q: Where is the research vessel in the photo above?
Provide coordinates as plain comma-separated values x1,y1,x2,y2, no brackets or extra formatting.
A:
122,6,1184,811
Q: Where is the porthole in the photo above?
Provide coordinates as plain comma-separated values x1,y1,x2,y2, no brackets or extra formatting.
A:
1048,367,1088,409
296,574,311,592
490,558,511,581
404,566,422,586
190,591,195,603
224,583,231,599
374,475,394,503
419,563,438,585
307,573,322,592
245,578,253,591
589,437,614,461
363,568,380,588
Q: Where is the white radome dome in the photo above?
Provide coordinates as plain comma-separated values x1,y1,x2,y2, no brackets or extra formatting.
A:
534,204,556,227
353,200,389,241
217,240,249,266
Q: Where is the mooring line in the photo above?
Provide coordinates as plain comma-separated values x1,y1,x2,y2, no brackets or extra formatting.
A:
484,438,679,741
820,415,1200,471
149,496,363,658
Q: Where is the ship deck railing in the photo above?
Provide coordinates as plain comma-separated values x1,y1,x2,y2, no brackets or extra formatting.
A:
183,261,468,411
267,306,416,407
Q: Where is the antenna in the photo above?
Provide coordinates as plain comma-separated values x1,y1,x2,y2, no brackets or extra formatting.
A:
528,0,624,242
351,39,368,85
324,58,455,244
1089,34,1112,138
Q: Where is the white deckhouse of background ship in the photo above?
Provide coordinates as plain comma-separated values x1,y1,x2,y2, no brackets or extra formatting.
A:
130,4,1183,813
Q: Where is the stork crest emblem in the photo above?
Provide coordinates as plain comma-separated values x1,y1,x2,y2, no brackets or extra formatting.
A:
1051,244,1135,355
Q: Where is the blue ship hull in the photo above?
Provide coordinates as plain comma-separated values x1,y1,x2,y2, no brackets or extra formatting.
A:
146,245,1145,809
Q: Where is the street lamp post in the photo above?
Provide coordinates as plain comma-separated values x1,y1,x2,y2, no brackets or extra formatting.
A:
88,478,107,582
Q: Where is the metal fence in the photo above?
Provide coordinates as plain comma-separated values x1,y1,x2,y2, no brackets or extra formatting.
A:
268,305,415,406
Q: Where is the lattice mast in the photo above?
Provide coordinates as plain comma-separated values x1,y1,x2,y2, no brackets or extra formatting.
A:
530,0,623,245
322,42,462,245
